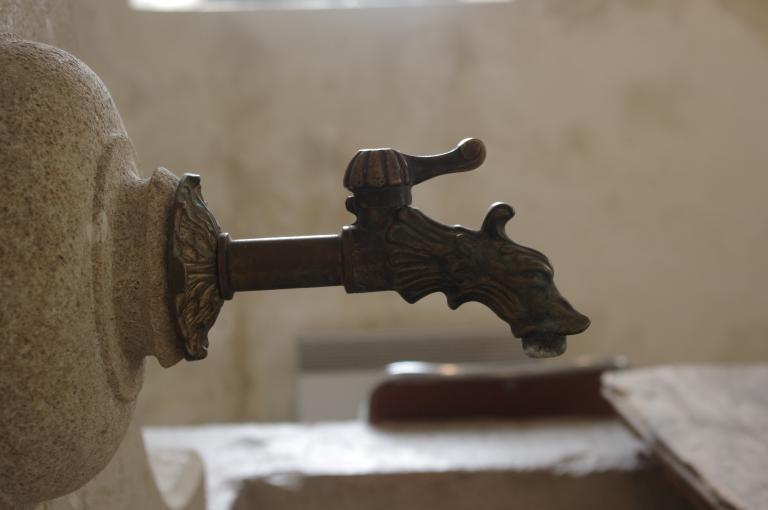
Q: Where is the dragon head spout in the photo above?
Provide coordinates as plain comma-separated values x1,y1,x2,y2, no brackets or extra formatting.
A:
388,202,590,358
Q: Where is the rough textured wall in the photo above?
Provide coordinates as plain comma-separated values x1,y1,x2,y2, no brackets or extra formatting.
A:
51,0,768,423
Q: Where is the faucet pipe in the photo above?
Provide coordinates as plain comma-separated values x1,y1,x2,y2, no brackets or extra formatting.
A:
168,139,590,362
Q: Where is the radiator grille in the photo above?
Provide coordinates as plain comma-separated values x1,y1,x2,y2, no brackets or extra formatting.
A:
298,330,525,372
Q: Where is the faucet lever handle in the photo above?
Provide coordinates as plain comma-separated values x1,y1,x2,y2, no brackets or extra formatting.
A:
406,138,486,185
343,138,486,193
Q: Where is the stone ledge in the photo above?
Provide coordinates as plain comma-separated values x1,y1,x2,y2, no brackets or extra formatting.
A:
145,419,690,510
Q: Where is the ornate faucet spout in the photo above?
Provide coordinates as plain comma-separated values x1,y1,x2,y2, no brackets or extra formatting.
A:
168,139,590,361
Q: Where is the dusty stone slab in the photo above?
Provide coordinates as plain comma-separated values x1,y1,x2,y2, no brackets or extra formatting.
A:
603,364,768,510
145,419,690,510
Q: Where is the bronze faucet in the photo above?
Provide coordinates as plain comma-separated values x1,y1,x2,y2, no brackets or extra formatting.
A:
168,138,590,362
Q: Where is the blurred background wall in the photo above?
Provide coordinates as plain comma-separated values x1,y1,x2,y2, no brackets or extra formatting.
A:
4,0,768,424
0,0,75,47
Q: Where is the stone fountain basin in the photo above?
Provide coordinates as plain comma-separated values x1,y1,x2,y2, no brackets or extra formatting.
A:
144,420,690,510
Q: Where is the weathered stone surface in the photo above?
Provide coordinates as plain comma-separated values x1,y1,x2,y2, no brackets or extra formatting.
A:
38,420,205,510
603,364,768,510
145,419,691,510
0,35,184,508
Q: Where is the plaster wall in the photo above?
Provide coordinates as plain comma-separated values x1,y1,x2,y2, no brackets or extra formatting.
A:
7,0,768,423
0,0,75,48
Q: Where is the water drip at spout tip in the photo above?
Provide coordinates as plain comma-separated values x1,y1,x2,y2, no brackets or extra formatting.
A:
522,336,567,359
